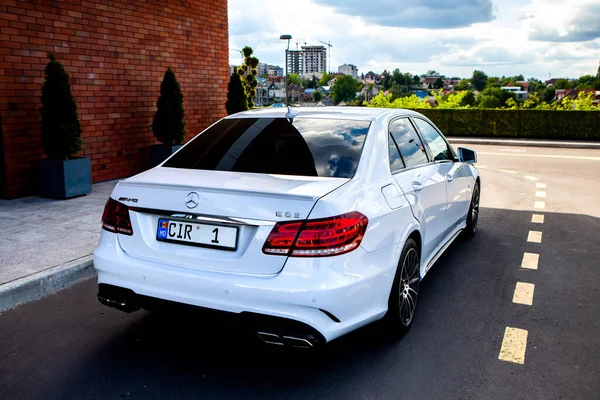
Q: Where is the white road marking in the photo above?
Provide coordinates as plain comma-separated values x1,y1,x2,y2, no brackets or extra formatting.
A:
524,175,539,181
536,183,546,189
521,252,539,270
535,191,546,198
513,282,535,305
528,231,542,243
499,327,528,364
534,201,545,209
477,165,488,169
478,151,600,161
531,214,545,223
498,169,518,174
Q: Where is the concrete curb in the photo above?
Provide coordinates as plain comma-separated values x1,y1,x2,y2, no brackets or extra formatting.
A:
0,256,96,313
448,138,600,149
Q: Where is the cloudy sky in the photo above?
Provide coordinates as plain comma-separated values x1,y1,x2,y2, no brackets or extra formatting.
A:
228,0,600,79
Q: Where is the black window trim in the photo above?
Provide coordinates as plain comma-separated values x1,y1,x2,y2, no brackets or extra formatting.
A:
388,116,434,175
410,116,457,163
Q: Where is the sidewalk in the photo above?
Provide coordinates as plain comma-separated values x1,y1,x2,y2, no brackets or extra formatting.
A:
0,180,117,312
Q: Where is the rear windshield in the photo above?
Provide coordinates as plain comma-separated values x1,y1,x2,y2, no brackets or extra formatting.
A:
163,117,371,178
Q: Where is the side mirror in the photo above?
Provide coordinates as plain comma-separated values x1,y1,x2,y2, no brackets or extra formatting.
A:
457,147,477,164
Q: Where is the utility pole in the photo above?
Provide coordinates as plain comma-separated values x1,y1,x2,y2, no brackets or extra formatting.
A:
280,35,292,106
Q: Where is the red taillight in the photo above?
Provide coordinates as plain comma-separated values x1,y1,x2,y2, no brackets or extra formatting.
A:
101,198,133,235
263,212,368,257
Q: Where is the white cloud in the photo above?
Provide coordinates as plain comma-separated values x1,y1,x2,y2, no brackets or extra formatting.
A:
228,0,600,79
526,0,600,42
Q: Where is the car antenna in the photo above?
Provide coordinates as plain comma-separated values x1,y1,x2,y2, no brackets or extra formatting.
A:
285,105,299,123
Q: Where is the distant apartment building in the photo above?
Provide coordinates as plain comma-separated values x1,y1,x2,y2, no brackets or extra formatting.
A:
287,50,302,75
268,66,284,76
301,45,327,77
258,63,283,77
338,64,358,79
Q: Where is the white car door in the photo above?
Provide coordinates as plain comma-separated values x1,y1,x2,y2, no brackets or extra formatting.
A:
412,117,472,234
388,117,447,263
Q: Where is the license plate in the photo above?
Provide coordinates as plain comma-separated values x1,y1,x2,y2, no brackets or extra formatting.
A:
156,218,238,251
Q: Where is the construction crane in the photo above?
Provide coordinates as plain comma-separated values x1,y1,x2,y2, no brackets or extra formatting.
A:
318,40,332,73
230,48,244,63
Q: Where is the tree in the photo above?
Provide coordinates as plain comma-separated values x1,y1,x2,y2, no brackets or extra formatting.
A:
455,79,471,90
152,67,186,146
237,46,259,108
319,72,334,86
597,62,600,79
552,78,573,89
413,75,420,85
576,75,600,90
486,76,501,89
392,69,405,86
332,75,358,103
390,83,404,100
460,91,476,107
40,54,82,160
433,77,444,89
542,87,556,103
288,73,302,87
477,94,500,109
382,71,393,90
426,70,440,76
472,70,488,91
313,91,323,101
225,73,248,115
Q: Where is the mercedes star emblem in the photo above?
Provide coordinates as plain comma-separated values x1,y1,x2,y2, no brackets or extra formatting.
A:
185,192,200,209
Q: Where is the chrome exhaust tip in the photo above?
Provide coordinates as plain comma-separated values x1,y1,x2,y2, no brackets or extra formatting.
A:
282,336,314,348
256,332,315,348
257,332,285,346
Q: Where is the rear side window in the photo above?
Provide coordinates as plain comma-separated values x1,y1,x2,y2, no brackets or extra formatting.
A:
163,117,371,178
389,118,429,168
413,118,452,161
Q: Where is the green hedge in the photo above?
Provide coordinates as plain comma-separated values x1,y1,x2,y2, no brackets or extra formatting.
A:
413,109,600,141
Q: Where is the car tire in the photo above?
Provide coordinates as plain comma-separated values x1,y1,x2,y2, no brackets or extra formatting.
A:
464,181,480,238
384,238,421,335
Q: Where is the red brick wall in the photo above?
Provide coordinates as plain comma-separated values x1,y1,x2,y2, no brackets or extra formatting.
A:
0,0,229,198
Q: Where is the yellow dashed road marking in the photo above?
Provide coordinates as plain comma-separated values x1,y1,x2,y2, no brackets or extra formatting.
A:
499,327,528,364
534,201,545,209
478,151,600,161
513,282,535,305
531,214,544,223
535,191,546,198
536,183,546,189
524,175,539,181
521,253,539,270
528,231,542,243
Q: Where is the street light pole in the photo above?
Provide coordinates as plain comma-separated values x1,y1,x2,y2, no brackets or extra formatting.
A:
280,34,292,106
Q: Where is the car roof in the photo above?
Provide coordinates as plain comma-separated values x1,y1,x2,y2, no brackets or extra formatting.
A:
226,107,423,122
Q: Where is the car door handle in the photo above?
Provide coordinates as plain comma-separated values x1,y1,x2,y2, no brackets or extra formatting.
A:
412,182,424,192
446,174,454,182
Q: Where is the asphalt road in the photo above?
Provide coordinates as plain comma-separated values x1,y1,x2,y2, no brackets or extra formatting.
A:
1,144,599,400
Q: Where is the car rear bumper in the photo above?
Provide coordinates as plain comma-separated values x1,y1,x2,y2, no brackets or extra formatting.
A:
93,231,400,343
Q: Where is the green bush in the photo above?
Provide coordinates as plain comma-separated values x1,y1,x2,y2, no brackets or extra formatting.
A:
40,54,82,160
414,109,600,141
152,68,186,146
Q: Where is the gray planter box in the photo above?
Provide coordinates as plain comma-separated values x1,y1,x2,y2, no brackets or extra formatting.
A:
149,144,182,168
37,157,92,199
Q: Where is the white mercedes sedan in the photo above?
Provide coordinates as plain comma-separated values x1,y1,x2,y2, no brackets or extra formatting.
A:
94,107,480,347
